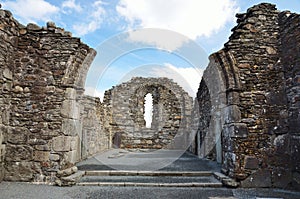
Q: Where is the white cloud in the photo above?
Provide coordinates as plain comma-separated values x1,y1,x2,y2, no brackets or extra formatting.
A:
3,0,59,23
161,63,203,97
126,29,189,52
117,0,239,39
72,1,106,36
164,63,203,95
62,0,82,13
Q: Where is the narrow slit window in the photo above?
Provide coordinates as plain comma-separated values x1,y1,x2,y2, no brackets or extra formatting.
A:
144,93,153,128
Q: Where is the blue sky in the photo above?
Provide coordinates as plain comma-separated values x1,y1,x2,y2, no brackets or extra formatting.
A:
2,0,300,100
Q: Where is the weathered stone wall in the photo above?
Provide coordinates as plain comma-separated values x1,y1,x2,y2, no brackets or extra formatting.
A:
102,77,193,150
0,9,96,184
222,3,286,187
278,11,300,189
0,9,16,182
189,79,212,158
1,3,299,189
194,3,300,189
80,96,108,159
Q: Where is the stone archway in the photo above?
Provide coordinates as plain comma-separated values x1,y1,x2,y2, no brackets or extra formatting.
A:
0,10,97,184
191,50,241,165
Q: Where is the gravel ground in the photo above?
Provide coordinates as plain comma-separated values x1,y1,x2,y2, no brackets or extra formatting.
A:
1,182,300,199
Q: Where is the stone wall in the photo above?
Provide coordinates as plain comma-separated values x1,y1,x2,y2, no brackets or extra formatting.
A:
194,3,300,189
0,9,97,184
0,3,300,189
0,9,20,183
278,11,300,189
102,77,193,150
80,96,108,159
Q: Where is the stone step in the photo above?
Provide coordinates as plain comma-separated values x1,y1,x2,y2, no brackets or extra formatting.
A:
84,170,213,176
77,181,223,187
77,175,223,187
77,170,224,187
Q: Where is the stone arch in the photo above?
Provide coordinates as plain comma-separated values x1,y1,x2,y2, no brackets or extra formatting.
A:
195,50,242,164
0,11,100,185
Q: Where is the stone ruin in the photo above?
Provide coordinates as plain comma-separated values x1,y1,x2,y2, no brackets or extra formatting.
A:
189,3,300,189
0,3,299,189
101,77,193,150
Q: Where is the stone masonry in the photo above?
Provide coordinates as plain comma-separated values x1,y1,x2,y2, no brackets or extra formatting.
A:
102,77,193,150
0,3,299,190
193,3,300,189
0,9,102,185
80,96,108,159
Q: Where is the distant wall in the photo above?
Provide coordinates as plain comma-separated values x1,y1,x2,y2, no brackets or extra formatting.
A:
102,77,193,150
80,96,108,159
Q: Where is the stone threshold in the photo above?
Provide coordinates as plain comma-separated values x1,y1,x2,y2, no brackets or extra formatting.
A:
77,182,223,187
75,170,239,187
84,170,213,176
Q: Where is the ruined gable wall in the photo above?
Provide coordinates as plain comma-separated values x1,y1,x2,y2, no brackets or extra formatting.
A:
102,77,193,150
0,9,96,184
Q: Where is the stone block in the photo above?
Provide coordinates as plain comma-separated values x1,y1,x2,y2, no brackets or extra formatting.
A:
70,136,79,151
34,144,50,151
52,136,71,152
241,169,272,188
4,161,41,181
65,88,77,100
5,145,33,162
57,166,78,177
28,138,47,145
49,153,60,161
224,105,241,124
3,68,12,80
1,109,10,125
7,127,29,144
64,150,79,164
27,23,41,30
244,156,259,169
61,100,80,119
61,119,82,136
33,151,50,162
223,123,248,138
272,168,292,188
57,170,84,186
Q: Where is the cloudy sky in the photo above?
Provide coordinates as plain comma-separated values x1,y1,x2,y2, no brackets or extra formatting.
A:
2,0,300,100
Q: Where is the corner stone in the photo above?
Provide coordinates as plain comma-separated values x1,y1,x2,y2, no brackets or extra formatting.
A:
52,136,71,152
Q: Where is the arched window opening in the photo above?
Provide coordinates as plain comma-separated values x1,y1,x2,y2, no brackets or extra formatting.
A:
144,93,153,128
